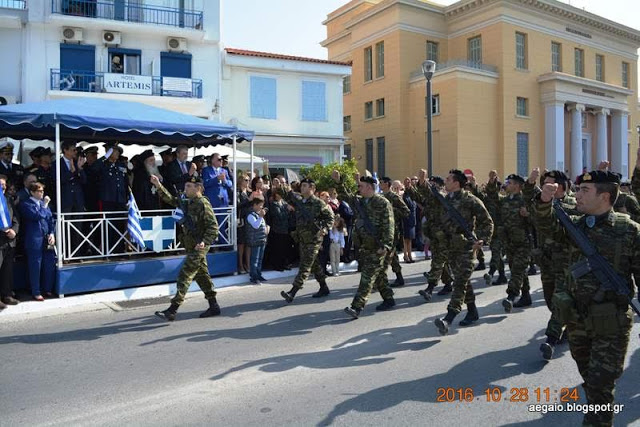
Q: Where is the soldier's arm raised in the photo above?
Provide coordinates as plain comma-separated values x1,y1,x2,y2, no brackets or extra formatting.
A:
331,169,357,206
534,183,569,242
150,175,178,207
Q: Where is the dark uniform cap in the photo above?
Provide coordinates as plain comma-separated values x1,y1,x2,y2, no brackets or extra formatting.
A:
84,146,98,155
449,169,468,185
160,148,173,157
380,176,392,184
577,170,621,185
506,173,525,184
220,155,229,161
188,175,203,184
29,146,44,157
40,148,53,156
620,180,631,187
429,175,444,186
543,170,568,183
359,176,376,185
103,142,124,154
300,177,315,185
192,155,205,163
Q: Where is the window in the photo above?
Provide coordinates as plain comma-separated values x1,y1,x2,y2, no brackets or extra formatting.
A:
595,54,604,82
425,95,440,115
468,36,482,64
250,76,277,119
377,137,385,176
108,49,141,75
364,47,373,82
516,97,528,116
364,101,373,120
301,81,326,121
343,75,351,94
376,98,385,117
516,32,527,70
574,48,584,77
366,139,374,171
427,41,438,62
343,116,351,132
344,144,352,160
375,41,384,78
622,62,630,88
160,52,192,78
517,132,529,177
551,42,562,72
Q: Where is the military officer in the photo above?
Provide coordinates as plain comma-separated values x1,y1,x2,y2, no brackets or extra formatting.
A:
535,170,639,426
151,174,221,321
0,140,25,191
332,170,396,318
379,176,410,287
275,177,334,303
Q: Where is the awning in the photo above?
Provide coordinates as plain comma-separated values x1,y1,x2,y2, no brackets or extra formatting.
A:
0,98,253,145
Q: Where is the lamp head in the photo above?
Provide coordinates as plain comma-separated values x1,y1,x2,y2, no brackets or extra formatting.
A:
422,60,436,80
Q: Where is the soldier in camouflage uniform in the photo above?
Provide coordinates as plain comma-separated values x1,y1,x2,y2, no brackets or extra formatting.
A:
420,169,493,335
405,176,454,299
332,171,396,318
535,170,639,426
524,168,579,360
484,173,533,312
597,161,640,222
276,178,334,303
632,148,640,200
151,174,221,321
380,177,410,287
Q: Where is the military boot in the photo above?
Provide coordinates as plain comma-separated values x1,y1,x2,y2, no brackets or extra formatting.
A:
391,272,405,287
502,293,516,313
280,287,299,303
344,306,362,319
199,298,221,318
155,303,179,322
418,282,437,302
492,273,508,286
459,303,479,327
484,268,495,286
513,290,532,308
540,336,558,361
435,309,457,336
375,297,396,311
527,264,538,275
312,281,330,298
437,283,453,296
474,261,486,271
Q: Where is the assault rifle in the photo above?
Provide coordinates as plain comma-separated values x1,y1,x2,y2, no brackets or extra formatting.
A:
552,200,640,317
427,182,478,242
353,197,384,250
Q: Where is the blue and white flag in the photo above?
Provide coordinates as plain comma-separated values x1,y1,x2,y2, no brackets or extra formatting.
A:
0,191,11,230
127,192,146,249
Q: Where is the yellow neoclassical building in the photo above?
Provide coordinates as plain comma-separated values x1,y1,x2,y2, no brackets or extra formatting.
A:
323,0,640,181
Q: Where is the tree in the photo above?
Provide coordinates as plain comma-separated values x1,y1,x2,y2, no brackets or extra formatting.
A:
300,159,358,193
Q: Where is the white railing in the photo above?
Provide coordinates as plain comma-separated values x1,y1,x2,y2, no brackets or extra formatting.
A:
60,207,235,263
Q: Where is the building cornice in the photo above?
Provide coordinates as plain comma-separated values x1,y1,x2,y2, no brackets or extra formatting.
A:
345,0,444,30
537,72,635,97
322,0,379,25
224,53,352,76
321,29,351,48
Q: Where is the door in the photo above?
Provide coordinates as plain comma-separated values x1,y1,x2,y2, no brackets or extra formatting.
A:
59,44,95,91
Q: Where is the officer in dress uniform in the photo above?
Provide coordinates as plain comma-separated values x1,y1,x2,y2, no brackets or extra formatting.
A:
0,140,25,191
94,142,128,253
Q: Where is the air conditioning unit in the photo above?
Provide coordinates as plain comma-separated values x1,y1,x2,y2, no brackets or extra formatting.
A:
0,96,17,106
62,27,83,42
167,37,187,52
102,30,121,45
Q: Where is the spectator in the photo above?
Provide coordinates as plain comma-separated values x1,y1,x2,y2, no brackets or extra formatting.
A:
19,182,56,301
164,145,195,196
54,141,87,213
26,146,43,172
250,176,266,200
157,148,174,179
202,153,232,244
192,155,206,175
17,173,37,205
246,198,268,285
0,175,20,309
132,150,161,210
0,141,25,191
401,177,417,263
328,215,346,276
266,181,292,271
236,173,252,273
32,148,55,207
82,146,100,212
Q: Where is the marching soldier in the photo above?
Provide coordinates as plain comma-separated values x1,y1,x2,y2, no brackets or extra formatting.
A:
332,170,395,318
380,176,410,287
535,170,639,426
151,174,221,321
275,177,334,303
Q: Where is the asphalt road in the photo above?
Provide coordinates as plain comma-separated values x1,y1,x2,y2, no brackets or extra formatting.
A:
1,257,639,426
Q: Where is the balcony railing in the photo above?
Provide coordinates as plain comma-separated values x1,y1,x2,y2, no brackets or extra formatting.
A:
50,69,203,98
51,0,203,29
0,0,26,9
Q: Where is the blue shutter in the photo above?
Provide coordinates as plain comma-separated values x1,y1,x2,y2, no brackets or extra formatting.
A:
302,81,326,121
60,44,95,72
160,52,192,78
517,133,529,177
250,76,277,119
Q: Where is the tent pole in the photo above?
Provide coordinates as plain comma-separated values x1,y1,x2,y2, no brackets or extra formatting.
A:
232,136,238,253
250,139,254,179
55,122,63,269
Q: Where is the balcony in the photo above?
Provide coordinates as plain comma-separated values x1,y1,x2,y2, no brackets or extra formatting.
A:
50,69,203,98
0,0,25,9
51,0,203,29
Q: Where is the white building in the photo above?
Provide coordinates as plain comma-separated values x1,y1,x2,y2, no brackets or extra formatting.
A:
222,48,352,173
0,0,220,118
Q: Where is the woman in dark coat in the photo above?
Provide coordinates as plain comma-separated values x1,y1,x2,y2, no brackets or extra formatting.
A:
402,178,417,263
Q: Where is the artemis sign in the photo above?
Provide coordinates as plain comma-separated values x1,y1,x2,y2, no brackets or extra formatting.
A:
103,73,153,95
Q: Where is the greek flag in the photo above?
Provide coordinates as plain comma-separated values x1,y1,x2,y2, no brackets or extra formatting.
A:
0,190,11,230
127,192,146,249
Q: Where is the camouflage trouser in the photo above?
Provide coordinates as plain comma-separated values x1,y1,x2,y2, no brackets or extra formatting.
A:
504,239,531,297
446,246,475,314
390,232,402,274
171,250,216,306
488,231,504,274
538,254,564,340
292,239,325,289
568,310,632,426
352,247,393,310
476,246,484,264
428,233,452,285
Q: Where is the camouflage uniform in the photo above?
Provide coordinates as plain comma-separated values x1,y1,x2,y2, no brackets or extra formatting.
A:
340,184,395,312
632,166,640,200
280,188,334,291
157,183,219,306
470,183,505,282
613,192,640,223
382,190,410,282
535,198,639,426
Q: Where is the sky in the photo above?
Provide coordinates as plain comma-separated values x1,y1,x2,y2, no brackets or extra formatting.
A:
222,0,640,59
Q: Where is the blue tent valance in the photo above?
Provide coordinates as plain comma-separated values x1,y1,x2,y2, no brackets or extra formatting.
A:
0,98,253,146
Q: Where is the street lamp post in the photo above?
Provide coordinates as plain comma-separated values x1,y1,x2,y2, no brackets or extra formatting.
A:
422,60,436,177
